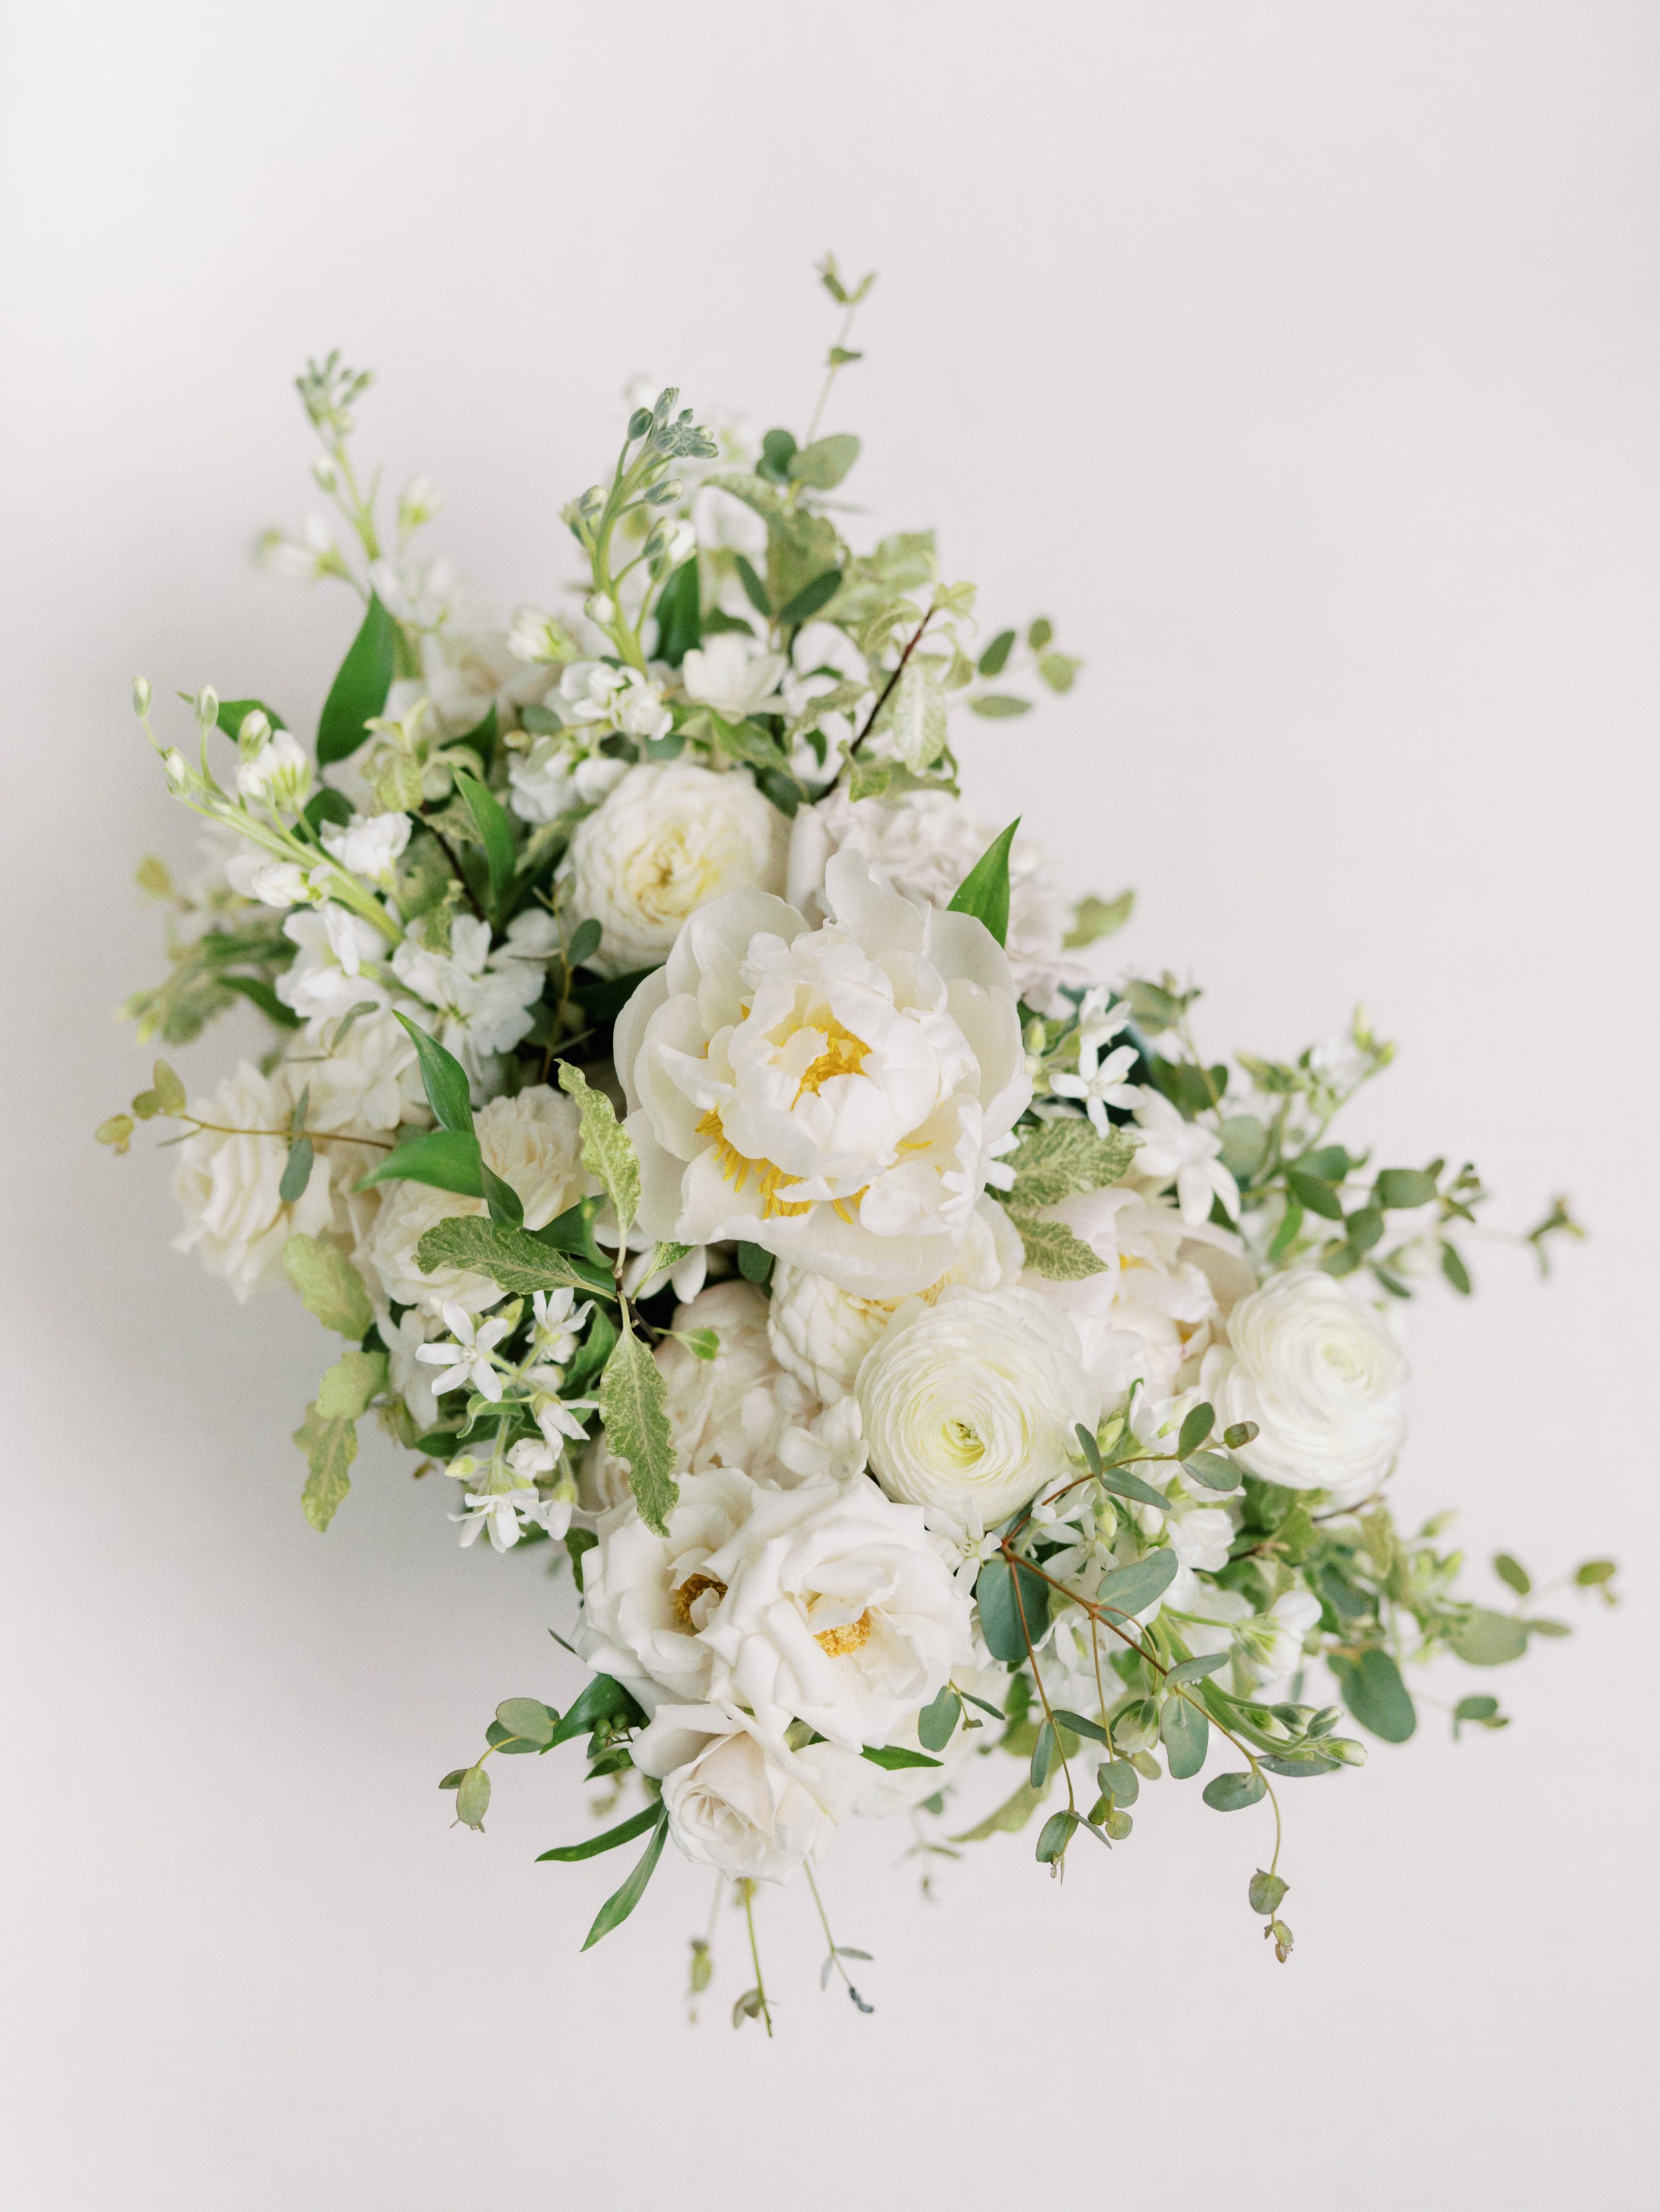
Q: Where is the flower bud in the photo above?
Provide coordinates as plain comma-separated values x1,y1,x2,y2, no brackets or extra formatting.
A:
131,676,151,719
195,687,219,731
163,749,189,789
312,458,339,493
1325,1737,1369,1766
584,592,616,626
237,709,271,756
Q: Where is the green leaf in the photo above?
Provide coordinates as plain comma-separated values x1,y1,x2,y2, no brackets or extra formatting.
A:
1007,1118,1137,1210
293,1403,357,1532
455,1762,491,1830
1375,1167,1438,1209
1050,1709,1110,1746
975,1554,1052,1664
872,661,949,771
1098,1759,1139,1807
1177,1403,1214,1458
545,1672,645,1750
1441,1241,1473,1295
536,1802,661,1862
708,472,842,610
452,701,497,773
600,1319,679,1535
950,1776,1051,1841
788,433,861,490
1330,1648,1417,1742
278,1134,314,1203
1098,1466,1171,1512
1007,1211,1110,1281
861,1744,942,1772
1096,1549,1177,1618
558,1061,639,1236
1165,1652,1228,1688
1574,1559,1617,1586
495,1697,556,1748
303,787,354,835
393,1013,474,1134
968,693,1031,719
977,630,1016,677
414,1214,602,1298
357,1128,484,1199
315,1348,387,1420
1028,618,1053,651
947,818,1019,945
452,768,517,912
1449,1607,1529,1666
317,592,398,764
1063,891,1133,948
734,554,772,617
1029,1717,1057,1789
580,1808,669,1950
736,1240,774,1286
220,974,302,1028
1035,1810,1078,1864
1493,1552,1532,1598
1287,1169,1345,1221
1248,1869,1288,1916
1203,1769,1266,1811
1183,1451,1243,1493
216,697,288,742
282,1234,373,1336
653,558,703,667
1037,652,1080,694
778,568,845,626
917,1685,960,1753
567,917,604,970
1161,1691,1209,1779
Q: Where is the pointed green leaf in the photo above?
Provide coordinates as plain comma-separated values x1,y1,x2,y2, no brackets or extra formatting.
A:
872,661,948,771
778,568,845,626
1009,1212,1109,1280
860,1744,942,1771
946,817,1019,946
653,558,703,666
279,1134,315,1203
580,1808,669,1949
357,1128,484,1199
600,1320,678,1535
452,768,517,910
977,630,1016,677
413,1215,605,1298
788,433,861,490
558,1061,639,1236
949,1776,1051,1842
537,1802,662,1862
968,693,1031,719
293,1403,357,1532
393,1013,473,1133
282,1234,374,1337
315,1348,387,1420
1007,1118,1137,1209
317,593,398,764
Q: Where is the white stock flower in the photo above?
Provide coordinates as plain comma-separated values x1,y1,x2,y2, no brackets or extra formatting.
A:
390,910,556,1086
277,905,390,1025
1201,1271,1408,1499
319,810,412,887
506,736,628,826
234,727,313,811
1131,1089,1240,1227
767,1197,1024,1402
614,852,1030,1296
225,852,312,909
786,786,1084,1015
681,634,788,721
855,1285,1098,1532
562,762,788,978
634,1705,861,1882
360,1084,592,1314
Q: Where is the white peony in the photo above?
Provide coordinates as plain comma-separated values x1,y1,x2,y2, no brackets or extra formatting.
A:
855,1284,1098,1532
578,1469,971,1752
614,851,1030,1296
786,785,1084,1015
1202,1270,1408,1498
561,762,788,978
173,1059,375,1301
359,1084,592,1314
767,1197,1024,1402
578,1281,818,1511
634,1705,861,1882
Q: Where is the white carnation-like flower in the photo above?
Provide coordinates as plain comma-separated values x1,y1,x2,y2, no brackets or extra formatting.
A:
577,1469,971,1752
561,762,788,978
1202,1270,1408,1498
579,1281,817,1512
786,786,1084,1015
855,1284,1098,1532
767,1197,1024,1402
633,1705,862,1882
614,852,1031,1296
359,1084,592,1314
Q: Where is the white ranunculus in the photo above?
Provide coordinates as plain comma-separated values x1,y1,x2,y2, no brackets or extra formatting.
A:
681,634,788,722
1023,1185,1250,1403
562,762,788,978
359,1084,592,1314
578,1281,818,1511
768,1197,1025,1402
319,809,412,887
855,1284,1098,1533
172,1059,374,1300
785,786,1084,1016
634,1705,862,1882
614,852,1030,1296
1202,1270,1408,1498
578,1469,971,1751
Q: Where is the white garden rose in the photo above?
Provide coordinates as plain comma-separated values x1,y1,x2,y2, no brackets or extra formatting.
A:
614,851,1030,1296
578,1281,817,1511
173,1059,376,1300
768,1197,1025,1402
561,762,788,978
359,1084,592,1314
577,1468,971,1751
633,1705,861,1882
855,1284,1098,1532
786,785,1084,1015
1201,1270,1408,1498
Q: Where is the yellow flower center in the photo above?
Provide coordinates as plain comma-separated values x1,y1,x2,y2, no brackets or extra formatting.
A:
793,1017,870,1099
671,1572,728,1630
813,1608,873,1658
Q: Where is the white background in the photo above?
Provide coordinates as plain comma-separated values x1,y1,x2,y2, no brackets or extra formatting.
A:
3,4,1655,2206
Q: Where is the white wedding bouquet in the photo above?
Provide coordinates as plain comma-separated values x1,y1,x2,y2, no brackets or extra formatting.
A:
104,264,1613,2023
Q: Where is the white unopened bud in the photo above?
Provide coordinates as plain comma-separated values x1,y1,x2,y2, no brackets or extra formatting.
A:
162,748,189,789
131,676,152,719
237,709,272,756
584,592,615,626
312,458,339,493
1326,1737,1369,1767
195,687,219,731
234,727,313,812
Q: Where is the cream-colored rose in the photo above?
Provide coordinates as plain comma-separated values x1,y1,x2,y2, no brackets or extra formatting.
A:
768,1197,1025,1402
1201,1270,1408,1498
359,1084,592,1314
579,1280,817,1511
560,762,787,978
856,1284,1098,1532
634,1704,862,1882
614,852,1030,1296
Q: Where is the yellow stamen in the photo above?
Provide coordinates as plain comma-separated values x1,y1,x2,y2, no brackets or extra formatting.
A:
793,1017,869,1100
813,1609,872,1658
672,1572,728,1630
